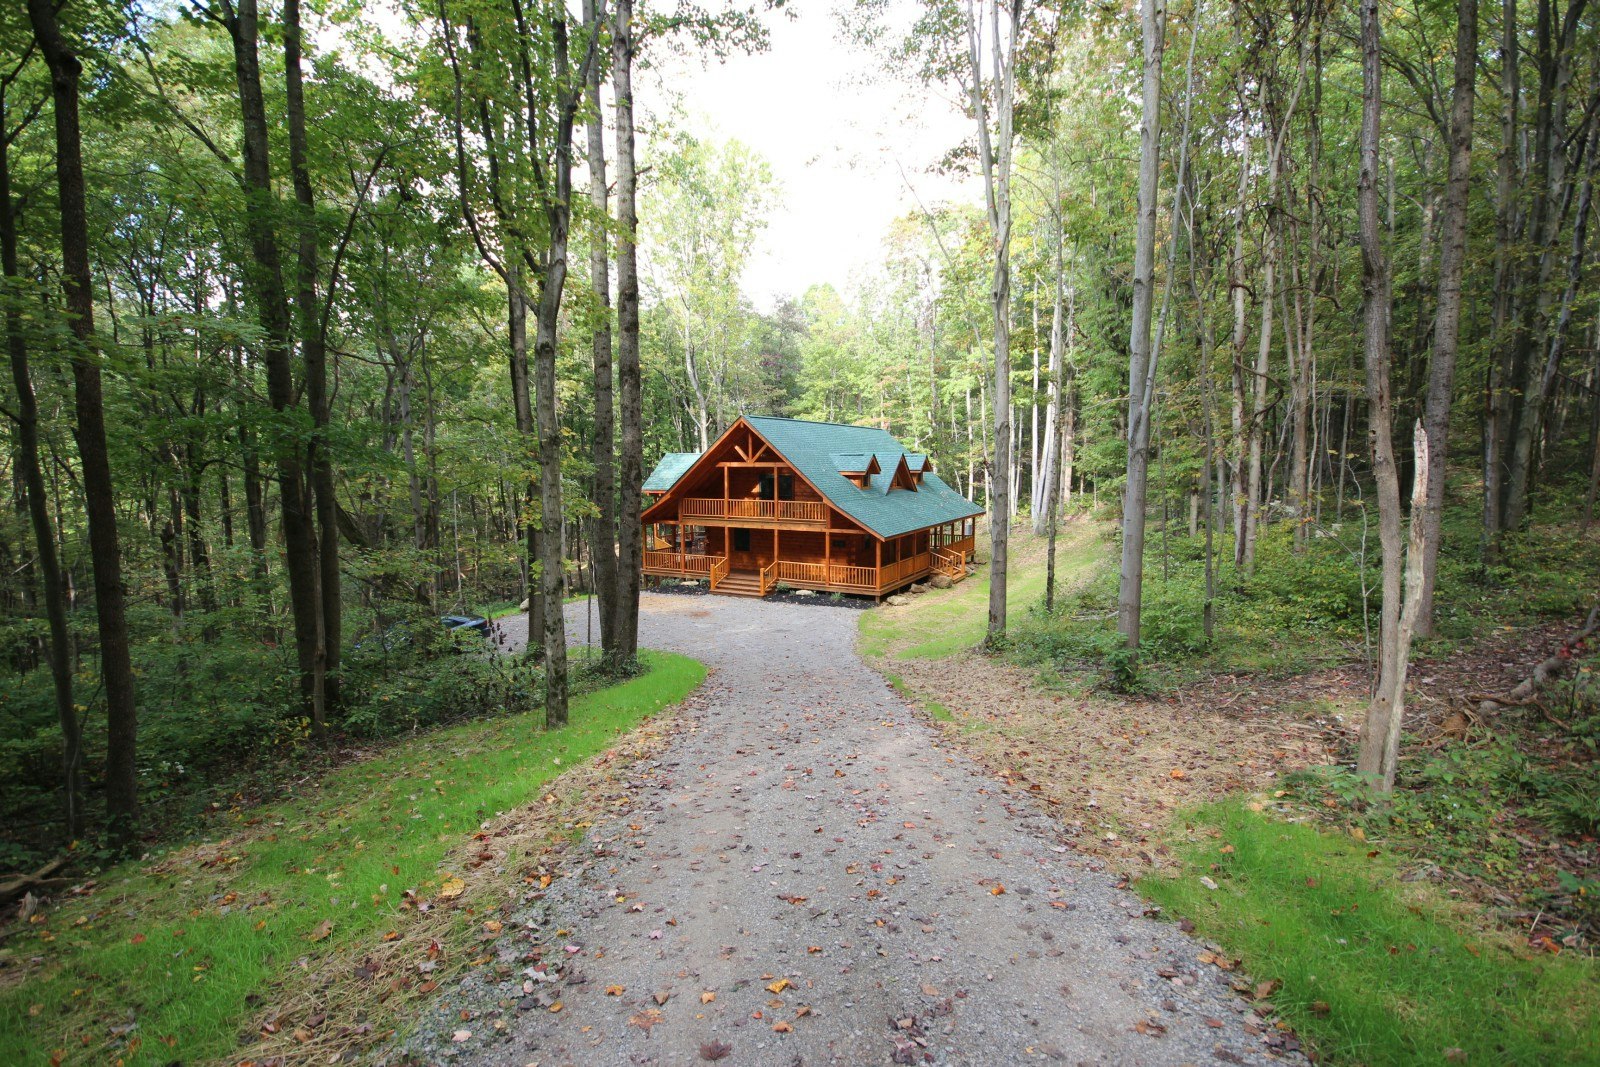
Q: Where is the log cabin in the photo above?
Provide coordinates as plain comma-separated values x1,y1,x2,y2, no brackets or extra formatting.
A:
641,416,982,599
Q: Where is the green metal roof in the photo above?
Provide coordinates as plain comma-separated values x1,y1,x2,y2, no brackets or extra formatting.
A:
744,416,983,539
643,452,700,492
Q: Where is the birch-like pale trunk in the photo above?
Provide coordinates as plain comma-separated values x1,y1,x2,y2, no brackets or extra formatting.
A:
1117,0,1170,647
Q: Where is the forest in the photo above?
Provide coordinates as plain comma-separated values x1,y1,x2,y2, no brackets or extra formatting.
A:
2,0,1600,1052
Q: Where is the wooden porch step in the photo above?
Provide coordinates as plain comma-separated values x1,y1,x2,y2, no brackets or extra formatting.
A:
714,572,765,597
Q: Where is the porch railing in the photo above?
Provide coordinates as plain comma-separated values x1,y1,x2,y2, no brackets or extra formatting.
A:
878,551,931,590
775,560,877,592
709,555,730,592
932,546,966,580
643,550,718,576
759,560,778,597
679,498,827,524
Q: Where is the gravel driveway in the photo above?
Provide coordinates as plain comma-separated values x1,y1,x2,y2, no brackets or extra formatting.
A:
434,594,1291,1066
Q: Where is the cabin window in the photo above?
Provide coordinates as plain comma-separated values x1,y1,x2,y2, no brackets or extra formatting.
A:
758,474,774,500
778,473,794,500
733,528,751,552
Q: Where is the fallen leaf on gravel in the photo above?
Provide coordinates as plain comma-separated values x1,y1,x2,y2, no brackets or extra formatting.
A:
606,985,626,996
1133,1019,1167,1036
990,884,1006,895
548,1002,563,1013
451,1030,471,1043
772,1021,792,1033
654,991,671,1005
796,1006,812,1017
700,1040,733,1061
629,1009,663,1032
701,991,716,1004
777,894,808,905
921,984,939,996
767,979,790,994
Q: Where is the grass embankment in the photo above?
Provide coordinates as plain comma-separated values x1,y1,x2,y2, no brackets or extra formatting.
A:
1142,803,1600,1065
858,518,1104,662
0,650,705,1066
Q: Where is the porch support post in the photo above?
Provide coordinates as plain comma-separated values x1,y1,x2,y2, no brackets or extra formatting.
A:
875,537,882,592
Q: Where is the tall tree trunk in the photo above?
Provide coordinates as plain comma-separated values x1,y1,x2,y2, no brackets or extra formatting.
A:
1416,0,1478,637
612,0,643,664
28,0,140,844
284,0,340,711
1117,0,1168,648
965,0,1022,646
1483,0,1520,555
584,0,620,662
1,86,82,839
223,0,326,732
1355,0,1411,791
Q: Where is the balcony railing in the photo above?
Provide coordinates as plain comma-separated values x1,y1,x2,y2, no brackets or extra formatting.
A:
679,497,827,524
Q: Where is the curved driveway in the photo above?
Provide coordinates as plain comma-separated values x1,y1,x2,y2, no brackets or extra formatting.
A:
458,593,1289,1066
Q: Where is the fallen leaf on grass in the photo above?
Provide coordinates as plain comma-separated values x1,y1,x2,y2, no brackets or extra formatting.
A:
438,877,465,900
308,919,333,942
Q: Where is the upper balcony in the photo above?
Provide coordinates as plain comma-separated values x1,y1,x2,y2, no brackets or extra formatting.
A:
678,497,828,525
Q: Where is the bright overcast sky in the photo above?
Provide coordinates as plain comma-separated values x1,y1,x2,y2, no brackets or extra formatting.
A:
642,3,978,309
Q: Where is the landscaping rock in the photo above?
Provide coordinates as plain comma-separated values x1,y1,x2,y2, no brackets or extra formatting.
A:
910,582,930,594
929,574,954,589
885,594,912,606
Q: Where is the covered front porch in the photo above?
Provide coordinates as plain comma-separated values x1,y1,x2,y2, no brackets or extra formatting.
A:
642,518,977,598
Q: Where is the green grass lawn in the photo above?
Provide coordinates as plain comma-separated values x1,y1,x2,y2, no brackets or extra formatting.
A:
1142,802,1600,1065
0,650,705,1066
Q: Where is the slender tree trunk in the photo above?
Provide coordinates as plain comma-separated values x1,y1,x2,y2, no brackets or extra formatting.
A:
1416,0,1478,636
284,0,340,711
28,0,140,844
1117,0,1168,647
2,88,81,839
612,0,643,664
224,0,326,732
584,0,620,662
